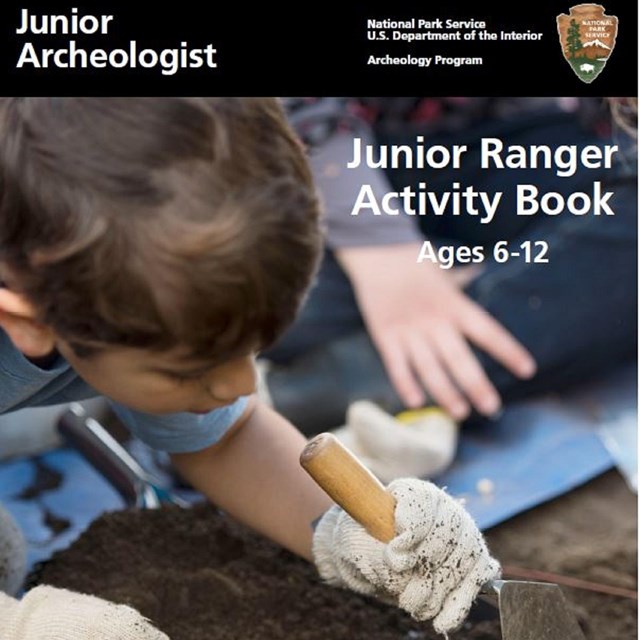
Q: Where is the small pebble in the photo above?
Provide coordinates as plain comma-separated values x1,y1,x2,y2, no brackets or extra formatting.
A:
476,478,495,496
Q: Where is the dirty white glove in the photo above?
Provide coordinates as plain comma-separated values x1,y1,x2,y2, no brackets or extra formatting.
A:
312,478,500,635
0,586,169,640
0,504,27,596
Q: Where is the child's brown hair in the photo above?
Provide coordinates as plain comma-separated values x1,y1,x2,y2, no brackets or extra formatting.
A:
0,98,322,362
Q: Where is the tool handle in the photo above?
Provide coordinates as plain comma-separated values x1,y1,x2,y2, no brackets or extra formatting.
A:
58,403,152,507
300,432,396,542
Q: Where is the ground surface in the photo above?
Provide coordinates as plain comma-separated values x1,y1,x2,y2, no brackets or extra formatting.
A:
36,471,636,640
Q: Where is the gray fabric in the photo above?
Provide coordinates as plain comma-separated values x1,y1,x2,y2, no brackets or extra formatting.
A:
310,132,423,248
289,97,599,249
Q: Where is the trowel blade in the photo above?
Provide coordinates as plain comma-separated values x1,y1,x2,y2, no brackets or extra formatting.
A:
493,580,586,640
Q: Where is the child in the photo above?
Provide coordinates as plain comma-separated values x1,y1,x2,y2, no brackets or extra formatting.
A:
0,98,498,639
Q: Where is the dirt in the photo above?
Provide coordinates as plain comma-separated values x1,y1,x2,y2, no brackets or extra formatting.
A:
484,471,637,640
36,471,636,640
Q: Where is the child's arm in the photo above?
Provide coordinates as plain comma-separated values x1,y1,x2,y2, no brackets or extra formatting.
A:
171,397,332,560
171,397,499,634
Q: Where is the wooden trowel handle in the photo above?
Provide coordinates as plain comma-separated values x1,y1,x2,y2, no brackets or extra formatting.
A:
300,432,396,542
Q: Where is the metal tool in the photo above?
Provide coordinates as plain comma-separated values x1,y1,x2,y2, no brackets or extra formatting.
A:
58,403,189,509
300,433,586,640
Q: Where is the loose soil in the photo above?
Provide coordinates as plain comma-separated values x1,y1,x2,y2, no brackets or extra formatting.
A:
36,471,636,640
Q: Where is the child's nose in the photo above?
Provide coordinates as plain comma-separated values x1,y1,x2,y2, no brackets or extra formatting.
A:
207,356,256,402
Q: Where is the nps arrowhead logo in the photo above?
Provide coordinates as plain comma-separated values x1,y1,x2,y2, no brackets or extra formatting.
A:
557,4,617,83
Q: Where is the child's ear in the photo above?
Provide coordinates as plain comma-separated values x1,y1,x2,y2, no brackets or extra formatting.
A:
0,289,56,357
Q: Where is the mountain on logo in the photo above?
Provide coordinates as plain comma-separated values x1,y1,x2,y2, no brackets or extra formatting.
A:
581,39,611,49
574,40,611,60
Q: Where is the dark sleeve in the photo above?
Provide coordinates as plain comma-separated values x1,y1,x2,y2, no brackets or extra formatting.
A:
284,98,423,248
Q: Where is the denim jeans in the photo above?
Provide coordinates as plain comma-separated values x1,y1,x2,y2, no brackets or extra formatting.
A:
266,110,637,423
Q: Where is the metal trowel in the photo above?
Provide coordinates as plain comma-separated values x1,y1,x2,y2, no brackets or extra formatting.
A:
58,403,189,508
300,433,587,640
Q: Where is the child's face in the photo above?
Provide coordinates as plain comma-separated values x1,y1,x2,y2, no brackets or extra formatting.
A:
57,342,257,415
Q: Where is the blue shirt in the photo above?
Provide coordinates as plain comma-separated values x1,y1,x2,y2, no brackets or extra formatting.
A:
0,329,248,453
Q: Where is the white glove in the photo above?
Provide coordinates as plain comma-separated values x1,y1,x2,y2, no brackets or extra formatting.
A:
334,402,458,482
0,586,169,640
312,478,500,635
0,504,27,596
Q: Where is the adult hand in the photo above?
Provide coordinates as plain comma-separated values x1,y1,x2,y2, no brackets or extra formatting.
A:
0,586,169,640
336,243,536,419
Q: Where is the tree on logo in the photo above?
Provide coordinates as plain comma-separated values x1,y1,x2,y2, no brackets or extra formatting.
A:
566,18,583,58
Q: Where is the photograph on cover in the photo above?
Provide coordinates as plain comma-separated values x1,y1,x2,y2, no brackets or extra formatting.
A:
0,96,636,640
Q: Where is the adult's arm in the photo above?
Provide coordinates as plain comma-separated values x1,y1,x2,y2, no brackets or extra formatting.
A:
290,99,535,417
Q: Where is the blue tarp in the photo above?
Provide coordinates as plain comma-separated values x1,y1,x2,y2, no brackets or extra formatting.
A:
438,399,614,530
440,366,636,528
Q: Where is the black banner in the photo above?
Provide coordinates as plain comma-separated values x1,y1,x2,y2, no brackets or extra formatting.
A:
0,0,635,95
